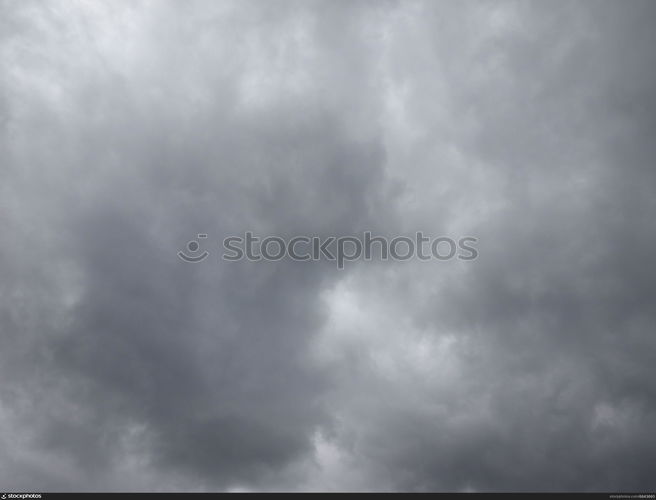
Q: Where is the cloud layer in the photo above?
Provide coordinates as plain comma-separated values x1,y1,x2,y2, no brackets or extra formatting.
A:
1,0,655,491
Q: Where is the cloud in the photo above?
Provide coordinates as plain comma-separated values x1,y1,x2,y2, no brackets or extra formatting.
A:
1,0,655,492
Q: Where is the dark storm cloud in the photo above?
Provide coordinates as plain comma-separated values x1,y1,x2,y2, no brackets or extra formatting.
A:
1,0,655,492
0,0,394,490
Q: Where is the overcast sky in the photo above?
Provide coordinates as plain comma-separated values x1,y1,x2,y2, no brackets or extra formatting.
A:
2,0,656,492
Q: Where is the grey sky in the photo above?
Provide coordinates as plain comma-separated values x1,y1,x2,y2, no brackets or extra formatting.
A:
1,0,655,492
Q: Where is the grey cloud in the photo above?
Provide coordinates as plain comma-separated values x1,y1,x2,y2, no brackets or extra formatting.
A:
311,0,656,492
1,0,656,492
